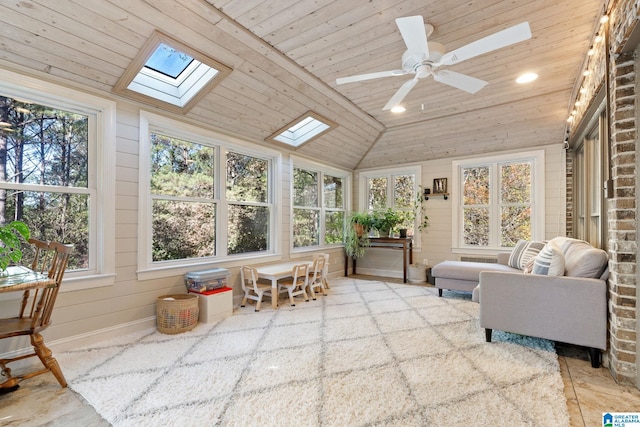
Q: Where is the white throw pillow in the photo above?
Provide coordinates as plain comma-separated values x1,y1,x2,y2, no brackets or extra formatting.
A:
532,240,565,276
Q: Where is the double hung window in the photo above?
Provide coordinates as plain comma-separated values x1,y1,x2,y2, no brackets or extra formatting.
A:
292,159,348,249
452,151,544,251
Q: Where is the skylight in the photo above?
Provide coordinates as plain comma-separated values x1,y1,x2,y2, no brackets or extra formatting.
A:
144,43,194,79
268,112,336,148
113,31,232,114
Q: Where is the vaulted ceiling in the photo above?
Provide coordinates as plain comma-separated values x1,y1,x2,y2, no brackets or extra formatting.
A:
0,0,603,170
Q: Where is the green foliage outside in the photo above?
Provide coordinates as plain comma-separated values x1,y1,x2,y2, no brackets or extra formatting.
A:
0,96,88,270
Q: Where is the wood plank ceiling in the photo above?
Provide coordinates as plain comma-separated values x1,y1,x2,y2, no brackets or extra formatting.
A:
0,0,602,170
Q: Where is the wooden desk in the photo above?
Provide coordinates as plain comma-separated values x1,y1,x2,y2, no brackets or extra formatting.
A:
344,237,413,283
254,261,312,309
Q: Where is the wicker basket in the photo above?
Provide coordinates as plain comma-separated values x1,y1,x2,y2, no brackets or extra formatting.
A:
156,294,199,334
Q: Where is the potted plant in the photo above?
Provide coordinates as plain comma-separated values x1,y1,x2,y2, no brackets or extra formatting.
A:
371,208,401,237
415,187,430,232
344,212,372,259
0,221,30,272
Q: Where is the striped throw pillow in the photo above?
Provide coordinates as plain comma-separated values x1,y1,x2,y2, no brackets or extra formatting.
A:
508,240,546,270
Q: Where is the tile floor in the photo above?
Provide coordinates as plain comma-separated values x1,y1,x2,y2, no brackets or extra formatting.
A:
1,279,639,426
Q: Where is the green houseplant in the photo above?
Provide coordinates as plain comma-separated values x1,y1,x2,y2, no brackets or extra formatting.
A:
371,208,402,237
344,212,372,258
0,221,30,271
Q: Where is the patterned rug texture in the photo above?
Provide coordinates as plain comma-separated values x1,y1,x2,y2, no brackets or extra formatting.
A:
58,278,569,426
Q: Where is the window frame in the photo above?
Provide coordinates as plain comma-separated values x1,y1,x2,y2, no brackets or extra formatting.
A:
290,156,351,252
358,165,422,245
0,68,116,292
138,111,281,280
451,150,545,254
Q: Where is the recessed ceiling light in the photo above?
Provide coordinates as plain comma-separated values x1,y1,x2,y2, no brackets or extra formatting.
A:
516,72,538,84
391,106,406,113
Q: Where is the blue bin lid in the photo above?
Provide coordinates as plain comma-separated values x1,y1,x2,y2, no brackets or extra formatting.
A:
185,267,230,280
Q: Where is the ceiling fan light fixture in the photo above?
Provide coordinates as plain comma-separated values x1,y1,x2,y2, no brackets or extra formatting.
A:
391,105,406,113
516,72,538,84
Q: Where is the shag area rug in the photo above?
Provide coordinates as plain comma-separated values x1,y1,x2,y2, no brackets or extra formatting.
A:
58,278,569,426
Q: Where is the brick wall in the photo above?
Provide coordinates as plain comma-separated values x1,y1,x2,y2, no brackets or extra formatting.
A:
570,0,639,386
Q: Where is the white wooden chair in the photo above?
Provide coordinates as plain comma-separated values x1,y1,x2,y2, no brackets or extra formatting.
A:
308,256,327,299
278,264,309,306
313,253,330,289
240,265,273,312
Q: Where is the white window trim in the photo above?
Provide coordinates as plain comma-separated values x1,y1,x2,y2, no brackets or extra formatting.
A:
451,150,545,255
0,68,116,292
290,156,351,253
138,111,282,281
358,165,422,247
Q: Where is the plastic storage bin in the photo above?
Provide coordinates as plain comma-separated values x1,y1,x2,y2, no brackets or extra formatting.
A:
185,268,230,293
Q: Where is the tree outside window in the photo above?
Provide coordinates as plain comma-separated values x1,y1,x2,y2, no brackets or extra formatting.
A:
150,133,215,261
226,152,269,255
0,95,90,270
292,166,345,248
458,156,536,249
366,173,416,234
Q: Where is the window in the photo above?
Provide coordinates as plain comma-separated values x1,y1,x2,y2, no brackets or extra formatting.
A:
452,151,545,252
0,69,115,290
359,167,420,236
139,111,277,277
114,31,232,113
573,108,607,248
267,111,336,148
292,159,348,249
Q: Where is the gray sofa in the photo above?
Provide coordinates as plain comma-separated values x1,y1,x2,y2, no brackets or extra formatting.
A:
431,237,609,368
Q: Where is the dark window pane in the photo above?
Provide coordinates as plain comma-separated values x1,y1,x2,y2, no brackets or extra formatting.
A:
4,190,89,270
293,208,319,247
463,207,489,246
325,211,344,244
501,162,531,204
501,206,531,246
368,177,387,209
227,204,269,254
293,168,318,207
226,152,268,203
324,175,343,209
152,200,215,261
463,167,489,205
150,133,214,198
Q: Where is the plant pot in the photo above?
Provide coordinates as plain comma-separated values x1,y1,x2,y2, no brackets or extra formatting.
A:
353,223,365,237
378,229,390,238
408,264,427,283
399,228,408,238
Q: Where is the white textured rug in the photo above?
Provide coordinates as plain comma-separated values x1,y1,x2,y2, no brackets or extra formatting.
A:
58,278,569,426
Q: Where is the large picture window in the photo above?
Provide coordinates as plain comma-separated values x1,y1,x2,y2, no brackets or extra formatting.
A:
359,167,420,236
452,151,544,252
139,111,276,276
292,160,348,249
0,69,115,289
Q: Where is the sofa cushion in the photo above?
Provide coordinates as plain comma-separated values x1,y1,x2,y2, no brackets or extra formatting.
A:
532,240,565,276
432,260,521,282
508,239,546,270
550,237,608,278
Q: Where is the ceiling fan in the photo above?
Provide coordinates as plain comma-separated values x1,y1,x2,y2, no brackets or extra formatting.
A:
335,16,532,111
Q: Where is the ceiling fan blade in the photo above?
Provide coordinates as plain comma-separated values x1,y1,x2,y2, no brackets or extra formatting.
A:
432,70,487,94
383,77,419,110
396,15,429,58
439,22,531,66
336,70,407,85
